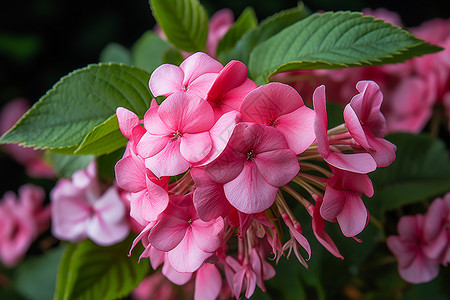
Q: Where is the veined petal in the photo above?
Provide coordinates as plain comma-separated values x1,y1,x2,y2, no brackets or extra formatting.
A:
276,106,316,154
144,140,190,177
148,216,188,252
168,228,213,273
180,132,212,163
254,149,299,187
136,132,170,159
180,52,223,87
344,104,371,149
325,151,377,174
336,192,368,237
207,60,248,102
188,73,218,100
162,261,193,285
149,64,184,97
192,217,224,252
114,155,146,192
320,186,345,221
116,107,139,139
224,162,278,214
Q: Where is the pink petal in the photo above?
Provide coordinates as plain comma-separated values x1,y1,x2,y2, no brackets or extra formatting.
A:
149,64,184,97
114,155,146,192
276,106,316,154
204,142,246,183
192,217,224,252
424,198,448,241
207,60,248,104
336,192,368,237
241,82,302,124
224,162,278,214
320,186,345,221
180,52,223,87
136,132,170,158
93,186,126,224
143,106,173,135
145,140,190,177
191,167,232,221
148,215,188,252
325,151,377,174
168,228,213,273
158,92,214,133
87,216,129,246
254,149,299,187
162,260,193,285
194,264,222,300
398,252,440,284
187,73,218,99
386,235,418,269
180,132,212,163
398,215,423,241
116,107,139,139
366,135,397,168
344,104,371,149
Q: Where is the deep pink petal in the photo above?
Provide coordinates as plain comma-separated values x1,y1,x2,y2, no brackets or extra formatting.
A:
168,228,213,273
424,198,448,241
398,215,423,241
336,192,368,237
254,149,299,187
191,167,233,221
180,52,223,87
180,132,212,163
207,60,248,104
241,82,302,124
204,142,246,183
224,162,278,214
194,264,222,300
276,106,316,154
145,140,190,177
320,186,345,221
366,135,397,168
149,64,184,97
148,216,188,252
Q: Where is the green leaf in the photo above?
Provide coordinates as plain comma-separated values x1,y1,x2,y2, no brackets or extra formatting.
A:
216,7,257,61
0,63,151,152
249,12,442,82
46,152,94,178
131,31,172,73
54,244,77,300
75,114,127,155
370,133,450,211
99,43,132,65
14,246,66,300
162,47,184,65
54,235,150,300
150,0,208,52
219,3,310,64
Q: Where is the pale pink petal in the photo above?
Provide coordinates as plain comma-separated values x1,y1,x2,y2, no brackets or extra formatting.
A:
344,104,371,149
149,64,185,97
398,252,440,284
424,198,448,241
143,106,173,134
93,186,126,224
192,217,224,252
254,149,299,187
194,264,222,300
145,140,190,177
162,260,193,285
187,73,218,99
336,192,368,237
149,246,165,270
386,235,417,269
191,167,233,221
87,216,129,246
224,162,278,214
116,107,139,139
168,228,213,273
276,106,316,154
180,132,212,163
148,216,188,252
207,8,234,56
180,52,223,87
114,155,146,192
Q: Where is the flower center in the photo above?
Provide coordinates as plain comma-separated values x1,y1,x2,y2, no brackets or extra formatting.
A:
188,218,193,224
246,149,255,161
172,130,183,140
268,119,278,127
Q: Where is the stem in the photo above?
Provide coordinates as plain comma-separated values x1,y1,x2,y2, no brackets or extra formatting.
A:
300,162,333,177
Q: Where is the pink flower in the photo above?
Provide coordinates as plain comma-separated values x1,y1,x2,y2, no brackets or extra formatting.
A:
343,81,397,167
387,214,441,284
51,162,130,246
241,82,316,155
149,52,223,99
320,166,374,237
194,263,222,300
313,85,377,174
362,8,404,27
148,193,224,273
0,98,54,178
0,184,50,267
133,272,180,300
137,92,216,177
205,123,299,214
205,60,257,120
206,9,234,57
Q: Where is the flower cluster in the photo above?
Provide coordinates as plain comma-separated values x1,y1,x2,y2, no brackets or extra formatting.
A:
387,192,450,284
0,185,50,267
115,52,396,299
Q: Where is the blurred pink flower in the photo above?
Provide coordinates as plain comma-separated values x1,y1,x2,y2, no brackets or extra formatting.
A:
206,9,234,57
0,184,50,267
51,162,129,246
